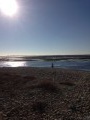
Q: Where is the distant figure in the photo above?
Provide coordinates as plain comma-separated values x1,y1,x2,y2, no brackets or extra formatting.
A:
51,63,54,68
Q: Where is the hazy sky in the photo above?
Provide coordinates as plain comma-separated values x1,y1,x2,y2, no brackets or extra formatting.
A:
0,0,90,56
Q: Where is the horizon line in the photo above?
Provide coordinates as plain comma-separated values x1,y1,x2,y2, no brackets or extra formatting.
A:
0,54,90,57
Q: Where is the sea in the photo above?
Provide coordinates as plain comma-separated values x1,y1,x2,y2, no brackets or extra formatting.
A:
0,55,90,71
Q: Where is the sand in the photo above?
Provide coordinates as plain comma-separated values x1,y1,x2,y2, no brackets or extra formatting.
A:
0,67,90,120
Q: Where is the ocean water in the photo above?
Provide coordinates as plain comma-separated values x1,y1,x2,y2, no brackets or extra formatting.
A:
0,58,90,71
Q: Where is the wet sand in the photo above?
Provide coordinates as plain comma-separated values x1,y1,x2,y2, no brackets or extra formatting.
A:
0,67,90,120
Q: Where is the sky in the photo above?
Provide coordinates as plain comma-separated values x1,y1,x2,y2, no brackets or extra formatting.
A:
0,0,90,56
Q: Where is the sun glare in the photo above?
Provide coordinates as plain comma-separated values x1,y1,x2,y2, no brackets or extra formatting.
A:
0,0,18,17
5,61,26,67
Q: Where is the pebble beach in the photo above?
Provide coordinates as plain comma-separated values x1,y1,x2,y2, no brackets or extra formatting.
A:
0,67,90,120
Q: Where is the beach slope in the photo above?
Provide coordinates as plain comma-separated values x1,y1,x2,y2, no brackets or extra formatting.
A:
0,68,90,120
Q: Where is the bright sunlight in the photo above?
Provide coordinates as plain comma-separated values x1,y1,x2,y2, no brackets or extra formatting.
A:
0,0,18,17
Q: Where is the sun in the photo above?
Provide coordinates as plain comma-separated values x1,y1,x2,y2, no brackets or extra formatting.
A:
0,0,18,17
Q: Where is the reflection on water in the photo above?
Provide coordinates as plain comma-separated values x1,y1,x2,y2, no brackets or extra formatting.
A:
4,61,26,67
0,59,90,71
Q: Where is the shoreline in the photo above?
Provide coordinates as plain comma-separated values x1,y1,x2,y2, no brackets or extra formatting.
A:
0,66,90,73
0,67,90,120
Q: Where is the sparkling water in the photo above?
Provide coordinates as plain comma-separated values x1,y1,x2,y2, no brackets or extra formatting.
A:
0,57,90,71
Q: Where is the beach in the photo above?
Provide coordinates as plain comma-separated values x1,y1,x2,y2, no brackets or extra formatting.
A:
0,67,90,120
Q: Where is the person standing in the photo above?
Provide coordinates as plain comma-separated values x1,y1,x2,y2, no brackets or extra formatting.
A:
51,63,54,68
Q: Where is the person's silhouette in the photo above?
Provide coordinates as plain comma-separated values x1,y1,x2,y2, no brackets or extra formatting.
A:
51,63,54,68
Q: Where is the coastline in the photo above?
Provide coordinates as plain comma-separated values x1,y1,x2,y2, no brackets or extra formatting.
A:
0,67,90,120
